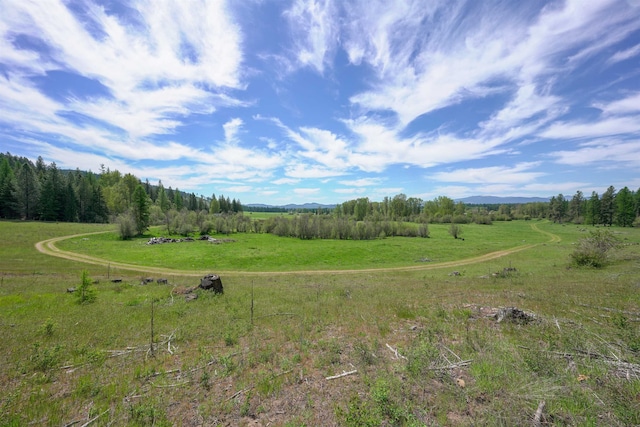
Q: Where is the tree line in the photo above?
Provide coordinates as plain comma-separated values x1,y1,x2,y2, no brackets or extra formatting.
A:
2,152,639,239
0,152,242,225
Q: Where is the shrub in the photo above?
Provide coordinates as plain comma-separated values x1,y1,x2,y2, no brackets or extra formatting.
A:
448,223,463,239
570,229,619,268
116,213,136,240
76,270,97,304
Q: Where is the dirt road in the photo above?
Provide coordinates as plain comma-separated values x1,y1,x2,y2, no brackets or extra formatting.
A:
34,222,560,276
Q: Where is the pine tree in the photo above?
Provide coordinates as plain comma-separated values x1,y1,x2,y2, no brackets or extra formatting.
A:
209,193,220,214
615,187,635,227
600,186,616,226
15,161,40,220
586,191,601,226
131,184,150,235
0,158,19,218
39,162,64,221
174,188,184,211
156,185,171,213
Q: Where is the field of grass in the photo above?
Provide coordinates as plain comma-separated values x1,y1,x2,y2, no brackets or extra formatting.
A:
1,220,639,426
55,221,549,272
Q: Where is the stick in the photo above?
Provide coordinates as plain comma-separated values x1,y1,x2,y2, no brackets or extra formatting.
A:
80,409,108,427
427,360,473,371
326,369,357,380
533,400,545,427
386,343,407,360
227,386,253,401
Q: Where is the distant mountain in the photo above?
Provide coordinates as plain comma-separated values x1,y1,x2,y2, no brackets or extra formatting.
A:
456,196,550,204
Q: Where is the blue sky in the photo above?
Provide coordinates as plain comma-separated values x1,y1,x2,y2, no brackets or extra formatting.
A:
1,0,639,205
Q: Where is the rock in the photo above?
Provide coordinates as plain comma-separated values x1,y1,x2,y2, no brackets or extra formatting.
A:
111,279,122,283
67,287,76,293
449,271,461,276
185,293,198,302
495,307,536,324
157,278,168,284
199,274,223,294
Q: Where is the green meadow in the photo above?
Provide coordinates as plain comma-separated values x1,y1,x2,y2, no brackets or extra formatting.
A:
1,220,639,426
56,221,549,272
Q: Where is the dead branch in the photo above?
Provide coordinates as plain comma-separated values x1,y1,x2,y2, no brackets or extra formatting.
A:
152,380,191,388
226,386,253,401
386,343,407,360
428,360,472,371
326,369,358,380
80,409,108,427
533,400,545,427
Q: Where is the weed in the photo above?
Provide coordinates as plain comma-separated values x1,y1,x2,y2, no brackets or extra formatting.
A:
75,270,96,304
74,374,101,398
335,394,381,427
199,371,211,391
354,340,377,366
29,342,61,373
128,401,171,427
40,318,55,337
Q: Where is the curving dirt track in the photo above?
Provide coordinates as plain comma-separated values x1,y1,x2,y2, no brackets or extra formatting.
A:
35,223,560,276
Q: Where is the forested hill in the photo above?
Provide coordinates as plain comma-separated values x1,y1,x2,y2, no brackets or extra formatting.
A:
0,152,241,222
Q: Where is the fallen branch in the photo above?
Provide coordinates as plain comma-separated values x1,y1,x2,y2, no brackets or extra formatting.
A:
152,380,191,388
386,343,407,360
533,400,545,427
326,369,357,380
80,409,108,427
226,386,253,401
427,360,472,371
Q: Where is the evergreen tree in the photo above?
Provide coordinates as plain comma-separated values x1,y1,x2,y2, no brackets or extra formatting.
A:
188,193,198,211
131,184,150,235
15,161,40,220
615,186,635,227
62,177,78,222
174,188,184,211
600,186,616,226
0,158,19,218
39,162,64,221
586,191,601,226
568,190,585,223
209,193,220,214
156,185,171,213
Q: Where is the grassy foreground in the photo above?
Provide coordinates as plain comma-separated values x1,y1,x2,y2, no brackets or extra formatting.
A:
1,220,639,426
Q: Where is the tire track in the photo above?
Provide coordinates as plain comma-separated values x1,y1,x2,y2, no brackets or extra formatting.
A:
34,222,560,276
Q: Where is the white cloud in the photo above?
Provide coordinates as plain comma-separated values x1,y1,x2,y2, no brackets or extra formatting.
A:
223,118,244,143
272,177,300,185
338,178,383,187
550,140,640,166
430,162,545,184
293,187,320,196
284,0,338,74
540,116,640,140
608,43,640,64
594,92,640,116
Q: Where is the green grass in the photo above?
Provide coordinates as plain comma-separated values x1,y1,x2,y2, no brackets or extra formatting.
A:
56,220,549,272
1,220,639,426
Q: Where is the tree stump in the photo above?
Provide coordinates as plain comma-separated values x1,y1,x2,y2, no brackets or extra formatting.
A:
199,274,223,294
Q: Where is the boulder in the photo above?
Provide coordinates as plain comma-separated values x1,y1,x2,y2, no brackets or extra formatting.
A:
157,278,168,284
199,274,223,294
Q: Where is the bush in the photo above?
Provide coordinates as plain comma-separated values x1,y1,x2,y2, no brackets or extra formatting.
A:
570,229,619,268
76,270,97,304
448,223,462,239
116,213,136,240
